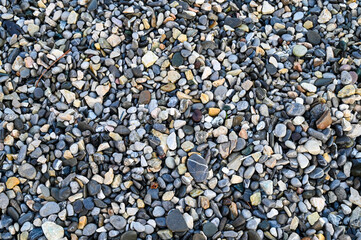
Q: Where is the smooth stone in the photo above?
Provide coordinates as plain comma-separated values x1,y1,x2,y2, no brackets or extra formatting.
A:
307,30,321,45
293,45,307,57
139,90,151,104
40,202,60,217
266,64,277,75
274,124,287,138
18,163,37,179
224,17,242,28
0,193,9,209
34,88,44,99
87,0,97,11
171,52,183,67
187,154,208,182
166,209,188,232
41,222,64,240
286,103,306,116
203,222,217,237
120,231,137,240
83,223,97,236
110,215,126,230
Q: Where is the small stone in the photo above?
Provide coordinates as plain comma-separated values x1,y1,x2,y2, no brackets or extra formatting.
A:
310,197,326,212
121,231,137,240
316,110,332,130
83,223,97,236
139,90,151,104
318,9,332,23
87,0,98,11
142,52,158,68
286,103,306,116
6,177,20,189
42,222,64,240
293,12,304,21
160,83,176,92
60,89,76,104
304,20,313,29
167,71,181,82
157,230,173,240
293,45,307,57
307,212,320,225
187,154,208,182
167,132,177,151
107,34,121,47
12,56,24,71
304,139,321,155
27,23,39,36
297,153,309,169
274,124,287,138
301,82,317,92
209,108,220,117
224,17,242,28
266,64,277,75
67,11,78,24
307,30,321,45
171,52,183,67
250,192,261,206
0,193,9,209
34,88,44,99
260,180,273,195
78,216,87,230
350,188,361,207
341,71,353,85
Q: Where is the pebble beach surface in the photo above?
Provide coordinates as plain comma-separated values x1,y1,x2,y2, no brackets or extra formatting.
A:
0,0,361,239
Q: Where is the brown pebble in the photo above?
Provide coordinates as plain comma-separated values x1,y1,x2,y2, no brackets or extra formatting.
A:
293,62,302,72
138,90,151,104
296,85,306,93
316,110,332,130
286,122,295,132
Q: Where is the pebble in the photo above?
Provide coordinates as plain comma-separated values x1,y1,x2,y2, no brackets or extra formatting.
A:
293,45,308,57
41,222,64,240
166,209,188,232
187,154,208,182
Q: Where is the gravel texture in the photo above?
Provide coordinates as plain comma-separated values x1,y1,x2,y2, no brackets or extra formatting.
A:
0,0,361,240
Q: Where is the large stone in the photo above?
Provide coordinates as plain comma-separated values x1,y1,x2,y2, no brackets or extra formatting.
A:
260,180,273,195
40,202,60,217
0,193,9,209
318,9,332,23
293,45,307,57
262,1,275,14
42,222,64,240
187,154,208,182
286,103,306,116
350,187,361,207
110,215,126,230
18,163,37,180
166,209,188,232
142,51,158,68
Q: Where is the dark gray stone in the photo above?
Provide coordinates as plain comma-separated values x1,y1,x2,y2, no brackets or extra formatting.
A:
166,209,188,232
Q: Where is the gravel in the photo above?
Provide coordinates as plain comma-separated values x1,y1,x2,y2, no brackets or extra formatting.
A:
0,0,361,239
